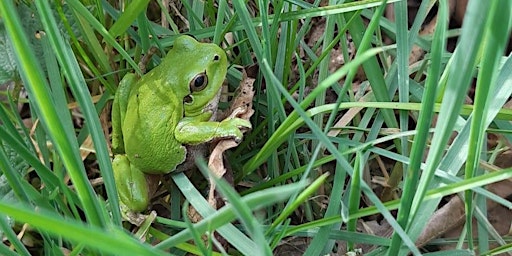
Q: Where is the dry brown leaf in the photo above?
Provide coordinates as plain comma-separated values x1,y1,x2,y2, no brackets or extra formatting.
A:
206,70,255,208
416,151,512,249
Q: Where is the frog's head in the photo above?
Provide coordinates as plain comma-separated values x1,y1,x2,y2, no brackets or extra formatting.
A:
175,36,228,117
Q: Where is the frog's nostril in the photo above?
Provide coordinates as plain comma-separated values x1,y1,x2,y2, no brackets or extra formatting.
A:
213,54,220,61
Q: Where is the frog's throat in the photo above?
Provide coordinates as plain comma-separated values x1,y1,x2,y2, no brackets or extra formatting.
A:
204,89,221,118
184,89,221,117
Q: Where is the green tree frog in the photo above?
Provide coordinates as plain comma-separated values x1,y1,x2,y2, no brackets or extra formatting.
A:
111,35,251,212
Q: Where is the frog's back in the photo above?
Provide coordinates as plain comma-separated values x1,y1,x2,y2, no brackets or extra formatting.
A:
123,74,185,173
121,35,227,174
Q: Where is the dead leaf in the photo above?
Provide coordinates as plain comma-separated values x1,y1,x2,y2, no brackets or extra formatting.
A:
207,70,255,208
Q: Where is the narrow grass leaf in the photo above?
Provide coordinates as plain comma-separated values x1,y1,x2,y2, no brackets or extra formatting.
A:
0,0,106,226
390,0,449,252
108,0,150,38
258,59,419,254
35,0,121,225
405,13,512,253
0,214,30,256
159,172,307,251
482,243,512,255
0,202,165,255
201,163,273,256
270,173,329,231
346,152,362,251
410,0,492,231
167,172,255,254
243,47,386,174
463,0,511,249
66,0,141,74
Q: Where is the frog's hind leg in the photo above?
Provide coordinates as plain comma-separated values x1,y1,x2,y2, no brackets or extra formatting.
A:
112,155,151,212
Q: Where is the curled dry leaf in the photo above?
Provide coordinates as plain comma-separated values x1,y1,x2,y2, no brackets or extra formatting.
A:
185,69,255,251
416,150,512,249
207,70,255,208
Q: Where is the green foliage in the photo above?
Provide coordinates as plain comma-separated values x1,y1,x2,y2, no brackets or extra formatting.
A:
0,30,18,84
0,0,511,255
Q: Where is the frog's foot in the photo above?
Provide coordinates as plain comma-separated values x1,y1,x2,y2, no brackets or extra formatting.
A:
120,203,148,226
218,117,252,142
120,208,157,240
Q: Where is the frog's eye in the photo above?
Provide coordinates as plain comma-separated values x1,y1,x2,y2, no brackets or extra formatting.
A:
190,72,208,92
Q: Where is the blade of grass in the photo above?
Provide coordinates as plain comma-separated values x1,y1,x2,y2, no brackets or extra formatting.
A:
0,141,29,202
167,172,256,254
55,2,115,92
0,217,22,256
346,151,362,252
292,141,347,254
269,172,329,232
312,0,337,151
243,46,389,175
0,201,165,255
389,0,449,252
403,3,512,253
279,0,401,21
409,0,492,231
0,0,105,227
0,213,30,255
0,125,75,194
200,162,274,256
34,0,121,225
287,218,390,247
394,0,409,184
212,0,228,44
344,0,398,130
353,166,512,219
159,172,308,250
462,0,511,249
181,201,211,256
108,0,150,38
66,0,141,74
482,242,512,255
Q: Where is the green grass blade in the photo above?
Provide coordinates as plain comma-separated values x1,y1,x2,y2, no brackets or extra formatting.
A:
346,152,362,252
351,166,512,220
159,172,308,251
390,0,449,252
66,0,141,74
108,0,150,38
0,0,105,227
402,3,512,254
482,243,512,255
462,0,511,249
270,173,329,231
0,201,165,255
34,0,121,225
344,0,398,129
0,214,30,256
259,57,420,254
410,0,492,227
202,163,273,256
166,172,257,254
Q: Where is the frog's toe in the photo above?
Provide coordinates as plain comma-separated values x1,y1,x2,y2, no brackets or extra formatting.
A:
241,120,252,129
228,128,243,141
233,118,252,129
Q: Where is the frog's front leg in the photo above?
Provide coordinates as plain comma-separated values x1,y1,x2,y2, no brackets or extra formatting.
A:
175,116,252,144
